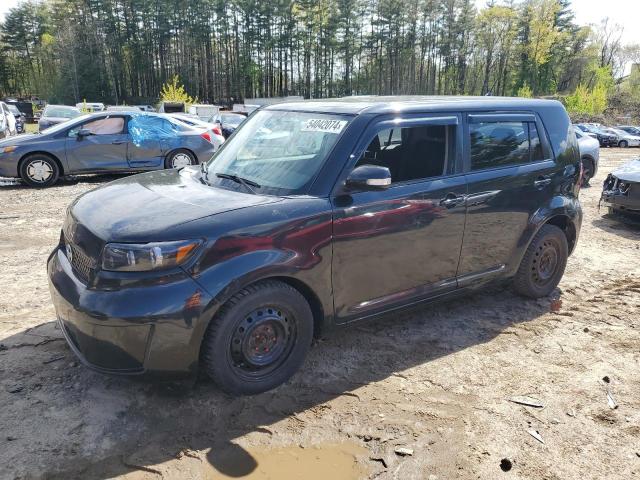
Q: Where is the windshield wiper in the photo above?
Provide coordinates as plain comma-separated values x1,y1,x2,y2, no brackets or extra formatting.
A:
215,173,261,194
200,162,209,185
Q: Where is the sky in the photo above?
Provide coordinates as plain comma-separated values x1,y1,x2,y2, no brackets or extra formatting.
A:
1,0,639,45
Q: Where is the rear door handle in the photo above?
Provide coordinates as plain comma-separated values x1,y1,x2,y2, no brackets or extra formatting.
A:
111,140,127,145
439,194,466,208
534,176,552,189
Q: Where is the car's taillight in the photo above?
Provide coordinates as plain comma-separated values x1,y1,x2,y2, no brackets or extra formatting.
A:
212,125,222,136
201,132,212,143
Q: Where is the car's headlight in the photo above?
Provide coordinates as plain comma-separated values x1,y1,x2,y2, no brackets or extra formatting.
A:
101,240,202,272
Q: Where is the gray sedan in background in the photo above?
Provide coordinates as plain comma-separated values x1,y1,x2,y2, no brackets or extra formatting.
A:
38,105,81,131
0,112,216,187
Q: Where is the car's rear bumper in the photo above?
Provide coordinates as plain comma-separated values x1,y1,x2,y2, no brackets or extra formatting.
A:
47,247,213,379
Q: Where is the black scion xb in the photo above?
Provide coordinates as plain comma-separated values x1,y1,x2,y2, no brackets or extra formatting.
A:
48,96,582,395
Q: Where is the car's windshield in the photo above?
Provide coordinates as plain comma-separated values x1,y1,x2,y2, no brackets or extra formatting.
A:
8,105,20,115
44,106,80,118
221,113,245,126
205,110,351,195
40,114,92,134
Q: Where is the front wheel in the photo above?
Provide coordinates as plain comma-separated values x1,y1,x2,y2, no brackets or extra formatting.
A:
200,280,314,395
19,154,60,187
619,140,628,148
513,224,568,298
165,149,196,169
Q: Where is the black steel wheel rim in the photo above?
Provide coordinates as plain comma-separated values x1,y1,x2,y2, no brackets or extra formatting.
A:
229,306,296,378
531,238,559,287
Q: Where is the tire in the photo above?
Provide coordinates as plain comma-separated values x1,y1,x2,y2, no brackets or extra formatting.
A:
513,224,568,299
200,280,314,395
581,158,594,187
619,140,628,148
19,154,60,187
165,149,196,169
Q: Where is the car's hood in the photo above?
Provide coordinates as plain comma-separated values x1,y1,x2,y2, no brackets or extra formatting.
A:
0,133,41,147
40,116,73,124
577,136,599,151
70,167,282,242
612,159,640,183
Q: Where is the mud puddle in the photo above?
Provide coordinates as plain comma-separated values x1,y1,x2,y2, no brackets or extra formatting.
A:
206,442,368,479
117,441,369,479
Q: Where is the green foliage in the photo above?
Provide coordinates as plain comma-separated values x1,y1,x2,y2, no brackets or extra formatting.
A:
565,67,612,115
160,75,197,106
0,0,628,105
79,100,91,114
517,83,534,98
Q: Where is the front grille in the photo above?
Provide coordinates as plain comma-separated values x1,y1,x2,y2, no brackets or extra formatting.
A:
65,239,97,283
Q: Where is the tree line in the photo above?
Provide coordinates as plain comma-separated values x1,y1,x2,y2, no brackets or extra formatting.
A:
0,0,635,108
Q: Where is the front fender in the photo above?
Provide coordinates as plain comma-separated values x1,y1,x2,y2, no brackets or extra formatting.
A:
185,209,335,351
506,195,582,276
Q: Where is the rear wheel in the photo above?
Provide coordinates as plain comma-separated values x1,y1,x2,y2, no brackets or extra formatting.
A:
581,158,594,186
200,280,314,395
165,149,196,169
513,224,568,298
19,154,59,187
619,140,628,148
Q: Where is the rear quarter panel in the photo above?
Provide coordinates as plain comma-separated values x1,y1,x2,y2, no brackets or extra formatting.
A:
506,103,582,273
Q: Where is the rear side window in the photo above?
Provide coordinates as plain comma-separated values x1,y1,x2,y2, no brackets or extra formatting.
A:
470,121,547,170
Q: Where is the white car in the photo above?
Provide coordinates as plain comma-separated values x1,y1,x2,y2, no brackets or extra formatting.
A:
75,102,105,112
167,113,225,151
0,101,17,138
606,127,640,148
575,128,600,186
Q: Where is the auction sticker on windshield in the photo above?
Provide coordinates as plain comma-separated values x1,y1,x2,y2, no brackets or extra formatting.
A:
302,119,348,134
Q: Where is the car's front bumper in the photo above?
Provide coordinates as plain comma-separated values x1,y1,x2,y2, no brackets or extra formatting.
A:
47,247,214,379
601,183,640,213
0,151,20,177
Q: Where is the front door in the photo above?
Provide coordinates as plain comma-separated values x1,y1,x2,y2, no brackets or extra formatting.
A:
331,114,467,323
458,113,558,284
65,115,129,172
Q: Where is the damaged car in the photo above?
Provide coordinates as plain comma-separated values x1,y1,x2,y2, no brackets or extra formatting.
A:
601,159,640,215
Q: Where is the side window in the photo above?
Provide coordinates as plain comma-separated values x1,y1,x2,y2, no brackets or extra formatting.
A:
69,116,125,136
356,124,455,184
470,120,547,170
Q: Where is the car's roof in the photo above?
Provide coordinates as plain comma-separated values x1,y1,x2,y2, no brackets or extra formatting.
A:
263,95,563,115
45,104,80,110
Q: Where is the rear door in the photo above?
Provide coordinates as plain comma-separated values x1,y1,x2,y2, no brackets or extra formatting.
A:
126,115,171,169
331,114,467,322
65,115,129,172
457,112,556,284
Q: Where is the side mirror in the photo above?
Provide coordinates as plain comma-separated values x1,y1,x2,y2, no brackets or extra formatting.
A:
345,164,392,191
77,128,92,138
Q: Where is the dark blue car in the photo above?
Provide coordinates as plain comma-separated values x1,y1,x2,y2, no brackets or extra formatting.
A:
0,111,216,187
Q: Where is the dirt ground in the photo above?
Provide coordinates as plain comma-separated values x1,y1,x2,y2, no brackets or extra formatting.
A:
1,149,639,480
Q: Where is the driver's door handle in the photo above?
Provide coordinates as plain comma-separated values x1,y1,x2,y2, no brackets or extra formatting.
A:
534,176,552,189
439,194,466,208
111,141,127,145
